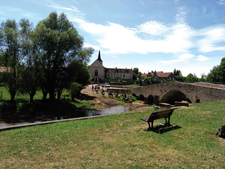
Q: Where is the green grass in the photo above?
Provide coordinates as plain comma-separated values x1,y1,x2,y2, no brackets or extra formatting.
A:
0,85,49,101
0,101,225,168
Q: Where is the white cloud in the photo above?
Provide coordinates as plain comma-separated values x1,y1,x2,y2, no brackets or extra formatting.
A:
46,1,225,66
74,18,195,54
217,0,225,5
137,21,169,37
83,43,99,50
160,53,194,64
197,55,209,61
176,6,188,23
197,25,225,52
47,1,85,19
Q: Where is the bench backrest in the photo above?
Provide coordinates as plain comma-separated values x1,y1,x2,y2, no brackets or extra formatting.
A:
148,109,175,122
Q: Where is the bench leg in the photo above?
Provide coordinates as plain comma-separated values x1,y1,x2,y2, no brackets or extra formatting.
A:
164,118,168,124
147,122,153,131
164,117,171,126
147,122,151,131
167,117,171,125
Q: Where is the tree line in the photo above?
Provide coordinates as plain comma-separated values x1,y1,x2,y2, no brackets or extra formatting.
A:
0,12,94,102
133,57,225,85
173,57,225,84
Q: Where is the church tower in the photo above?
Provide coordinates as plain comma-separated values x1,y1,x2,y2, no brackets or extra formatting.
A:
89,50,105,81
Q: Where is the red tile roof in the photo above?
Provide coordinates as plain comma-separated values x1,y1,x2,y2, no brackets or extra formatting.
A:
155,71,172,78
143,71,173,78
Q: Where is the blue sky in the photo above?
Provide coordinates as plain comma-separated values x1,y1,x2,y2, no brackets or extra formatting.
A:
1,0,225,77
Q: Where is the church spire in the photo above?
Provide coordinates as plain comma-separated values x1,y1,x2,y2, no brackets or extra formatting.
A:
97,50,102,62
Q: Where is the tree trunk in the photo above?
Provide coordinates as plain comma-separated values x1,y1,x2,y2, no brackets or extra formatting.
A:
10,92,16,102
57,89,62,100
49,90,55,101
10,89,16,102
42,89,48,100
29,93,34,103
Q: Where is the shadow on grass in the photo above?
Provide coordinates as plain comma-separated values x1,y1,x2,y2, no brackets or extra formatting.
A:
0,97,92,124
144,124,182,134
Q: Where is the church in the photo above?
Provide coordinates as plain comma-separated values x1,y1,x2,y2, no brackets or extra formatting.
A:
89,51,133,82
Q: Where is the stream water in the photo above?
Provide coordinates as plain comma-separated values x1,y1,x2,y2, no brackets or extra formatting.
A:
0,105,149,128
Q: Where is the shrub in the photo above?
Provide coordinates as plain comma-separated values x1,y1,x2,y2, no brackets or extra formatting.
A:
70,83,82,101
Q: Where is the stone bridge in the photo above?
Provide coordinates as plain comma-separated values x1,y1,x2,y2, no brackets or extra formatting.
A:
131,82,225,104
107,82,225,105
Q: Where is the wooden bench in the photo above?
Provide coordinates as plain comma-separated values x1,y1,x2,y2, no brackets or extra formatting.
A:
140,108,177,131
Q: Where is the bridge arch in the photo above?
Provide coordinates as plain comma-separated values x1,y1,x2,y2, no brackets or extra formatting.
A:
160,90,192,104
137,94,145,101
147,95,154,104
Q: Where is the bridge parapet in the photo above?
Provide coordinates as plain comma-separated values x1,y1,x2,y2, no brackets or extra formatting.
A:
131,81,225,104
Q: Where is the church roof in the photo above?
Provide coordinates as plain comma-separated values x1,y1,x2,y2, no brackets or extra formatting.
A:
97,50,102,62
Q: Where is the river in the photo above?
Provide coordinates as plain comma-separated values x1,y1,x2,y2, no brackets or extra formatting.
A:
0,104,151,128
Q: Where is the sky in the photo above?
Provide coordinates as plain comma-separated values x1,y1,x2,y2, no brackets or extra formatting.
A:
1,0,225,77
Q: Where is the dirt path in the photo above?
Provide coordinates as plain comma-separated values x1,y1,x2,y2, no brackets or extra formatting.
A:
81,85,120,110
81,84,150,111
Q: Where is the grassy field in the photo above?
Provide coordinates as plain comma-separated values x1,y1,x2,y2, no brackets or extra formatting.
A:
0,100,225,168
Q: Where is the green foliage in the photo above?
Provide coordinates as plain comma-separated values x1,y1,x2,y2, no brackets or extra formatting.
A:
207,58,225,84
184,73,199,83
143,77,152,86
67,61,91,86
34,12,86,100
173,68,184,82
70,82,82,101
0,12,93,101
0,19,22,101
20,67,39,103
133,67,141,80
130,95,137,102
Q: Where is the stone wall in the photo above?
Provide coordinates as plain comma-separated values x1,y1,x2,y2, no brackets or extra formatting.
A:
131,82,225,104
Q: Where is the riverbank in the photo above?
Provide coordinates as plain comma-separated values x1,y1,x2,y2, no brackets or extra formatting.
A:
0,85,150,128
81,84,150,111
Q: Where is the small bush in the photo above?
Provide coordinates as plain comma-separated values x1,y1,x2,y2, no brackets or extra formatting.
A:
0,102,17,113
70,83,82,101
17,103,34,113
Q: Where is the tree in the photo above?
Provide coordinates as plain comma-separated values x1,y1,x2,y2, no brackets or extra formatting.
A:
173,68,184,82
207,57,225,84
185,73,199,83
133,67,141,80
34,12,90,100
19,19,40,103
143,77,152,86
0,19,22,101
200,74,207,82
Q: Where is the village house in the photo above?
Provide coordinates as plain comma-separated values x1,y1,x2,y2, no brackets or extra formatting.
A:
89,50,133,82
142,71,175,83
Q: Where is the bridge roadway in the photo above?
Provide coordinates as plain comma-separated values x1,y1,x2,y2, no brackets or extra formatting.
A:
108,82,225,104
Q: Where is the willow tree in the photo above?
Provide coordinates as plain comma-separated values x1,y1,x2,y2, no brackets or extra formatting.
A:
0,20,22,101
34,12,91,100
19,19,40,103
